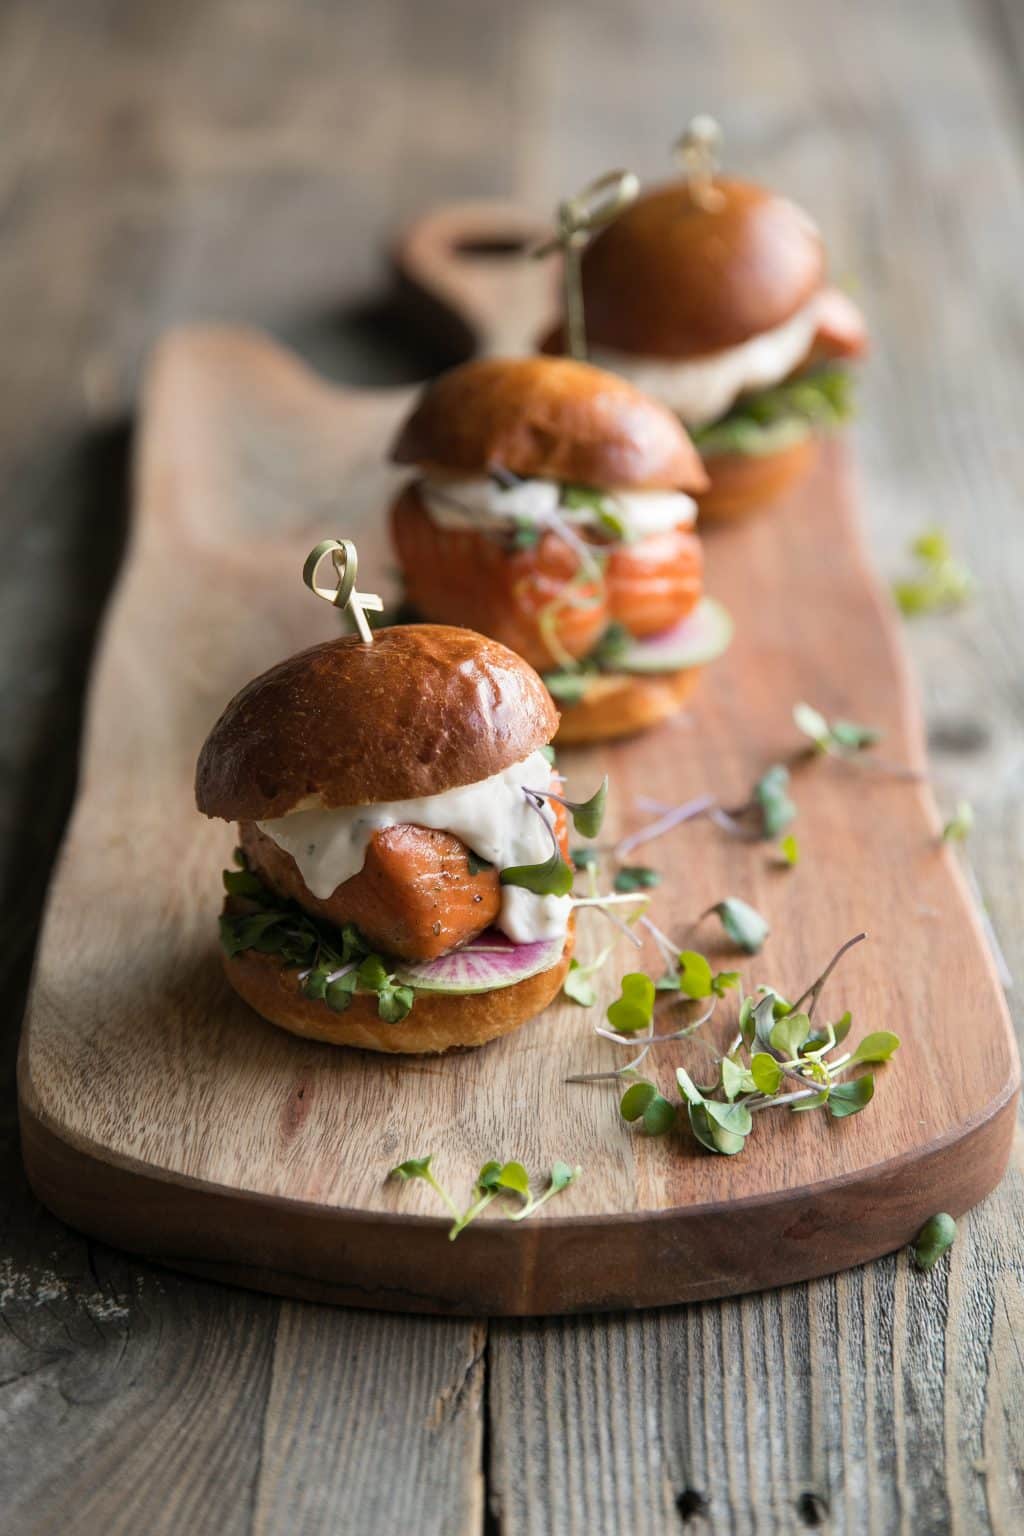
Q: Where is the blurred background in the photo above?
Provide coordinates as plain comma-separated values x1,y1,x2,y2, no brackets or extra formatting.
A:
3,0,1023,1524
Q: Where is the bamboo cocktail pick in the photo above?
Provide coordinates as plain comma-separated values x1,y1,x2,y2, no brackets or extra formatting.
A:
533,169,640,361
303,539,383,644
673,113,725,210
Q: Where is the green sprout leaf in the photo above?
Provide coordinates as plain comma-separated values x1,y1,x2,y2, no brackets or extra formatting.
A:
571,846,600,871
778,834,800,867
850,1030,901,1064
675,1066,706,1107
549,1161,576,1194
754,764,796,839
794,702,881,756
563,958,598,1007
712,970,741,997
325,972,357,1013
721,1054,755,1101
620,1080,658,1121
543,669,593,704
643,1095,677,1136
912,1212,957,1271
690,365,853,458
500,845,575,897
827,1075,875,1118
607,972,656,1035
688,1102,747,1156
770,1011,811,1059
705,1100,753,1137
710,897,771,955
942,801,974,842
496,1161,531,1199
793,702,831,752
223,865,266,898
677,950,714,999
568,777,608,839
750,1052,783,1095
614,865,662,893
377,984,415,1024
893,526,973,616
390,1156,433,1182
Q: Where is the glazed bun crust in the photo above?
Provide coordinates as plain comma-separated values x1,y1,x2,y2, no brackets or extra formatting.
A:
391,356,708,493
554,668,701,745
697,438,819,522
223,936,573,1054
546,179,824,359
196,624,558,822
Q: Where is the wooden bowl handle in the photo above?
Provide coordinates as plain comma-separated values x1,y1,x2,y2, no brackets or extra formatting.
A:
392,200,560,360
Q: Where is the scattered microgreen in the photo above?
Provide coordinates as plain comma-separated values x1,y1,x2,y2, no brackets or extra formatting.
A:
562,943,614,1007
794,701,882,756
753,764,797,839
543,669,594,703
500,844,574,898
220,854,416,1022
561,484,629,542
706,897,771,955
565,777,608,838
607,972,656,1035
893,527,973,616
778,834,800,867
388,1155,580,1239
912,1212,957,1271
619,1080,677,1136
574,934,897,1157
571,846,600,871
614,865,662,894
942,801,974,842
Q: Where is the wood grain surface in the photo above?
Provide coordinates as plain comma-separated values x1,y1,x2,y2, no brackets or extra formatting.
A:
3,0,1024,1530
16,320,1020,1315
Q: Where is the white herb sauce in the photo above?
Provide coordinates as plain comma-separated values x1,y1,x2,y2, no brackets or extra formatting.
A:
589,294,822,427
256,749,571,945
420,475,696,541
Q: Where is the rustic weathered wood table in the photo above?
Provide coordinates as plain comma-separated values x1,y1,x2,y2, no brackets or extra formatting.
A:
2,2,1022,1531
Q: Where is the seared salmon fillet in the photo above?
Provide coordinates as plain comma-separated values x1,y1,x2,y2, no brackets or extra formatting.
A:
393,483,704,667
605,526,702,638
239,798,569,964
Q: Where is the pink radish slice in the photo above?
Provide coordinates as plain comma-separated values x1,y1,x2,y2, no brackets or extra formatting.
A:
613,596,733,674
394,929,566,993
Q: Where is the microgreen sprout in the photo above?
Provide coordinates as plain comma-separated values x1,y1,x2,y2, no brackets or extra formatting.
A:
912,1212,957,1271
388,1156,580,1239
894,528,973,617
614,865,662,893
573,933,896,1156
777,833,800,867
942,800,974,842
701,897,771,955
794,701,882,756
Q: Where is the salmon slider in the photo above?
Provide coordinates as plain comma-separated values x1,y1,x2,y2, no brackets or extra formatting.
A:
542,121,867,519
390,355,731,745
196,621,608,1053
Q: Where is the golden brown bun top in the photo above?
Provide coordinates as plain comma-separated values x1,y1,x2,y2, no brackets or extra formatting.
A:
196,625,559,822
391,355,708,492
549,178,825,359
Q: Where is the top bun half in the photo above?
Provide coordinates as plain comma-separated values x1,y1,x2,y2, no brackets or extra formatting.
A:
196,624,558,822
391,355,708,492
544,178,825,359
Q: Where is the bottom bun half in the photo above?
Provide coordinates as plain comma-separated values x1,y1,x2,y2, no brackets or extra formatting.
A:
223,930,574,1054
696,437,818,521
554,667,700,745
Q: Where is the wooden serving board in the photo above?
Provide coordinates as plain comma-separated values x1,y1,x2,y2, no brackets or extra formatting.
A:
18,209,1020,1317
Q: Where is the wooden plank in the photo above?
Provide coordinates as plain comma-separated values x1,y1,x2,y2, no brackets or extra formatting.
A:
17,323,1016,1315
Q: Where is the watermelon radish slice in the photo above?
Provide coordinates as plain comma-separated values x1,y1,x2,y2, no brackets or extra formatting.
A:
610,596,733,675
394,930,565,994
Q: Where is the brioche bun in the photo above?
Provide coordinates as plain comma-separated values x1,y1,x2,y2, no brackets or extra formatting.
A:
554,667,700,745
196,624,558,822
542,179,824,360
222,928,573,1054
391,355,708,493
697,437,819,522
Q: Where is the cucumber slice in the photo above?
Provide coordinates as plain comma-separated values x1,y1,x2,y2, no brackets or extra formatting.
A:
610,597,733,675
